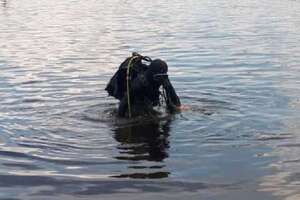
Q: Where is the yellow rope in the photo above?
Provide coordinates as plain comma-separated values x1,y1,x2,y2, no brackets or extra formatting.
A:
126,55,139,118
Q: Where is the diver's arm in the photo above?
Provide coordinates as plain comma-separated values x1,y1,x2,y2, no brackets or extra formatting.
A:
163,78,181,112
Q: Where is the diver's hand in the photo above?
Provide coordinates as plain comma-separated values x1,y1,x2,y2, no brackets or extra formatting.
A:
175,105,190,111
167,104,189,113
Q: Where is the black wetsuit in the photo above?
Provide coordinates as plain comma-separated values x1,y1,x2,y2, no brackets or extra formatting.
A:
105,55,181,117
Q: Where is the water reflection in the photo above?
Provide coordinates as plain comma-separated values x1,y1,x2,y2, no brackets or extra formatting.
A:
1,0,6,7
259,120,300,200
1,0,300,198
112,120,171,179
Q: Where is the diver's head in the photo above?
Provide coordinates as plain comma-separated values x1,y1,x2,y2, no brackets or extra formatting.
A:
147,59,169,85
149,59,168,74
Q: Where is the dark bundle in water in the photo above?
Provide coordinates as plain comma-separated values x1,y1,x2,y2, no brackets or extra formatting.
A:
105,52,181,118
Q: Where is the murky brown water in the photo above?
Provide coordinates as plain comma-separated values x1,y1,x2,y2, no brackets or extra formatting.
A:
1,0,300,199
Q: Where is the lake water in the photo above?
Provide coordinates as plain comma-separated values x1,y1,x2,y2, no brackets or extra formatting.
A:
1,0,300,199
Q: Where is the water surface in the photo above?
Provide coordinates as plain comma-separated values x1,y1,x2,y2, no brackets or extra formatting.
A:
1,0,300,199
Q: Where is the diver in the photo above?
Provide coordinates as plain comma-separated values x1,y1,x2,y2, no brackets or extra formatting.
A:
105,52,181,118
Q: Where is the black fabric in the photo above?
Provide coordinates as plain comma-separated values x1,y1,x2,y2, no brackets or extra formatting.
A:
163,78,181,112
105,57,147,100
105,55,181,117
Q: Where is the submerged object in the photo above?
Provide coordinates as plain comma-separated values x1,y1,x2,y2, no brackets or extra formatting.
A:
105,52,181,118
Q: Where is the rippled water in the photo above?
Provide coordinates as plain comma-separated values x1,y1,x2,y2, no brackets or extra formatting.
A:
1,0,300,199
